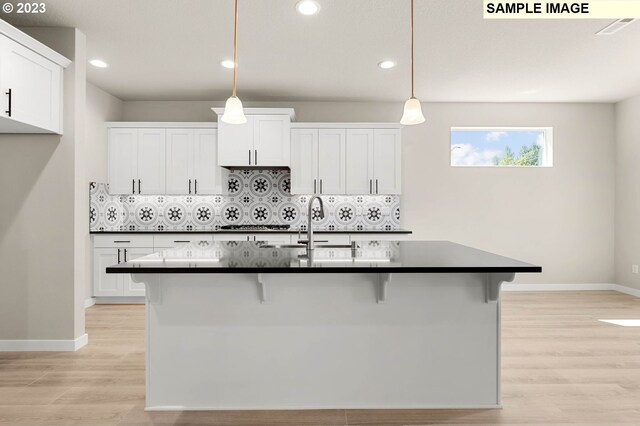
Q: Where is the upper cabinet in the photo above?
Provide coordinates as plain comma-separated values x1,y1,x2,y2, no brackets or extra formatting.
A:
166,128,228,195
345,128,402,194
108,127,166,195
291,125,402,195
0,20,70,134
291,128,346,194
213,108,295,168
107,123,229,196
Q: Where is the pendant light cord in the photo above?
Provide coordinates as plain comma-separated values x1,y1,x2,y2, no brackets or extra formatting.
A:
232,0,239,97
410,0,415,99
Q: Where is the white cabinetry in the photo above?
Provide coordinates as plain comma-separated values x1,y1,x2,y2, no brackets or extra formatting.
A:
292,125,400,195
345,128,401,194
0,21,70,134
290,128,346,194
92,236,154,298
166,129,228,195
214,109,294,167
108,128,166,195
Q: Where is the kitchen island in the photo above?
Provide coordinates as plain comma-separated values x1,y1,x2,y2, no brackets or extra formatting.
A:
107,240,540,410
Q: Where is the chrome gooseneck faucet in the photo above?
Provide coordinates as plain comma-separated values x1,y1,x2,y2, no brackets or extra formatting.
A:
299,195,325,253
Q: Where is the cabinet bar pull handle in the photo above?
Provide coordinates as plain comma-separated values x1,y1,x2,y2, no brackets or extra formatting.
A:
189,179,192,194
249,150,251,165
124,248,127,263
376,179,379,194
114,240,130,243
369,179,372,194
320,179,323,194
314,179,317,194
117,248,121,264
132,179,135,194
194,179,198,194
255,150,257,165
138,179,141,194
174,240,190,243
5,89,11,117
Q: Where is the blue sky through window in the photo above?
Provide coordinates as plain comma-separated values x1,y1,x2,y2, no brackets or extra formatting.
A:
451,129,545,166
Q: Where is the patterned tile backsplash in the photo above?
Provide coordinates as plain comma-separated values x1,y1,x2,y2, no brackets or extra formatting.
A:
90,169,401,232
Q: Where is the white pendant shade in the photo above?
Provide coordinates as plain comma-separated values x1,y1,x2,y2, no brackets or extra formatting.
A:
221,96,247,124
400,97,425,125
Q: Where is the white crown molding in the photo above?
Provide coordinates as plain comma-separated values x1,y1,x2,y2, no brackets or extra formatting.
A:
0,333,88,352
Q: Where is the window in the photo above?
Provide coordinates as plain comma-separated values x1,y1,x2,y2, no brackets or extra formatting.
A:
450,127,553,167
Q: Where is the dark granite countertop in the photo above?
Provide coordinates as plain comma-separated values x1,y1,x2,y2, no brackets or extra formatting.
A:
106,240,541,274
91,229,412,235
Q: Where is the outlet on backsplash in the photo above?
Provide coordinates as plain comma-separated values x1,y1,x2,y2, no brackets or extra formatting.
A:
89,169,401,232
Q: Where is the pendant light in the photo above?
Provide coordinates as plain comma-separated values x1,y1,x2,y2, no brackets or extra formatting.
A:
400,0,425,125
221,0,247,124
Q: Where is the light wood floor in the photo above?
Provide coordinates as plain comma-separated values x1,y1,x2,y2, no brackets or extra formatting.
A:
1,291,639,425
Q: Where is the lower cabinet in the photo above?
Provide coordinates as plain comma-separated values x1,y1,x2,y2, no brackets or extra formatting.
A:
91,232,411,302
93,246,153,297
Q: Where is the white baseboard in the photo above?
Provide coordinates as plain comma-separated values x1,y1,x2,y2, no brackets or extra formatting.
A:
84,297,96,308
94,296,145,304
503,283,640,297
503,283,615,292
612,284,640,297
0,333,88,352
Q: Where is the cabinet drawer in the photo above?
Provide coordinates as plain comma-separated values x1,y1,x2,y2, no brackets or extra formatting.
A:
154,234,213,248
93,235,154,248
309,234,351,245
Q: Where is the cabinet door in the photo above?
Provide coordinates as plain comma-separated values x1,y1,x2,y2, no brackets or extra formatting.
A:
108,128,138,195
93,248,123,297
0,36,62,133
317,129,346,194
217,116,254,167
122,248,154,296
193,129,228,194
345,129,375,194
137,129,166,195
290,129,318,194
253,115,290,166
373,129,402,194
165,129,194,195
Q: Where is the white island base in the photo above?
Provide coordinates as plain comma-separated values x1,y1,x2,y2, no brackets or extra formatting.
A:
135,271,513,410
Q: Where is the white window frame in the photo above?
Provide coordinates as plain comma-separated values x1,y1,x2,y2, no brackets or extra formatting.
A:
450,127,553,168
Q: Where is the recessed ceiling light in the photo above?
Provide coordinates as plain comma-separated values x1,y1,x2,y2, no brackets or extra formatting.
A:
220,60,236,69
378,60,396,69
89,59,108,68
296,0,320,15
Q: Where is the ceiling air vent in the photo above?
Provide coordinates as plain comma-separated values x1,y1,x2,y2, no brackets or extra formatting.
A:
596,18,636,35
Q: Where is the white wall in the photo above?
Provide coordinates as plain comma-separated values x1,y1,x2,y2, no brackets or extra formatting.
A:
0,28,87,342
121,100,616,285
84,83,123,300
615,95,640,290
86,83,123,184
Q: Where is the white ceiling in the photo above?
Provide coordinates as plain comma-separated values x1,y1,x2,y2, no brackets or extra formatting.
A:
5,0,640,102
